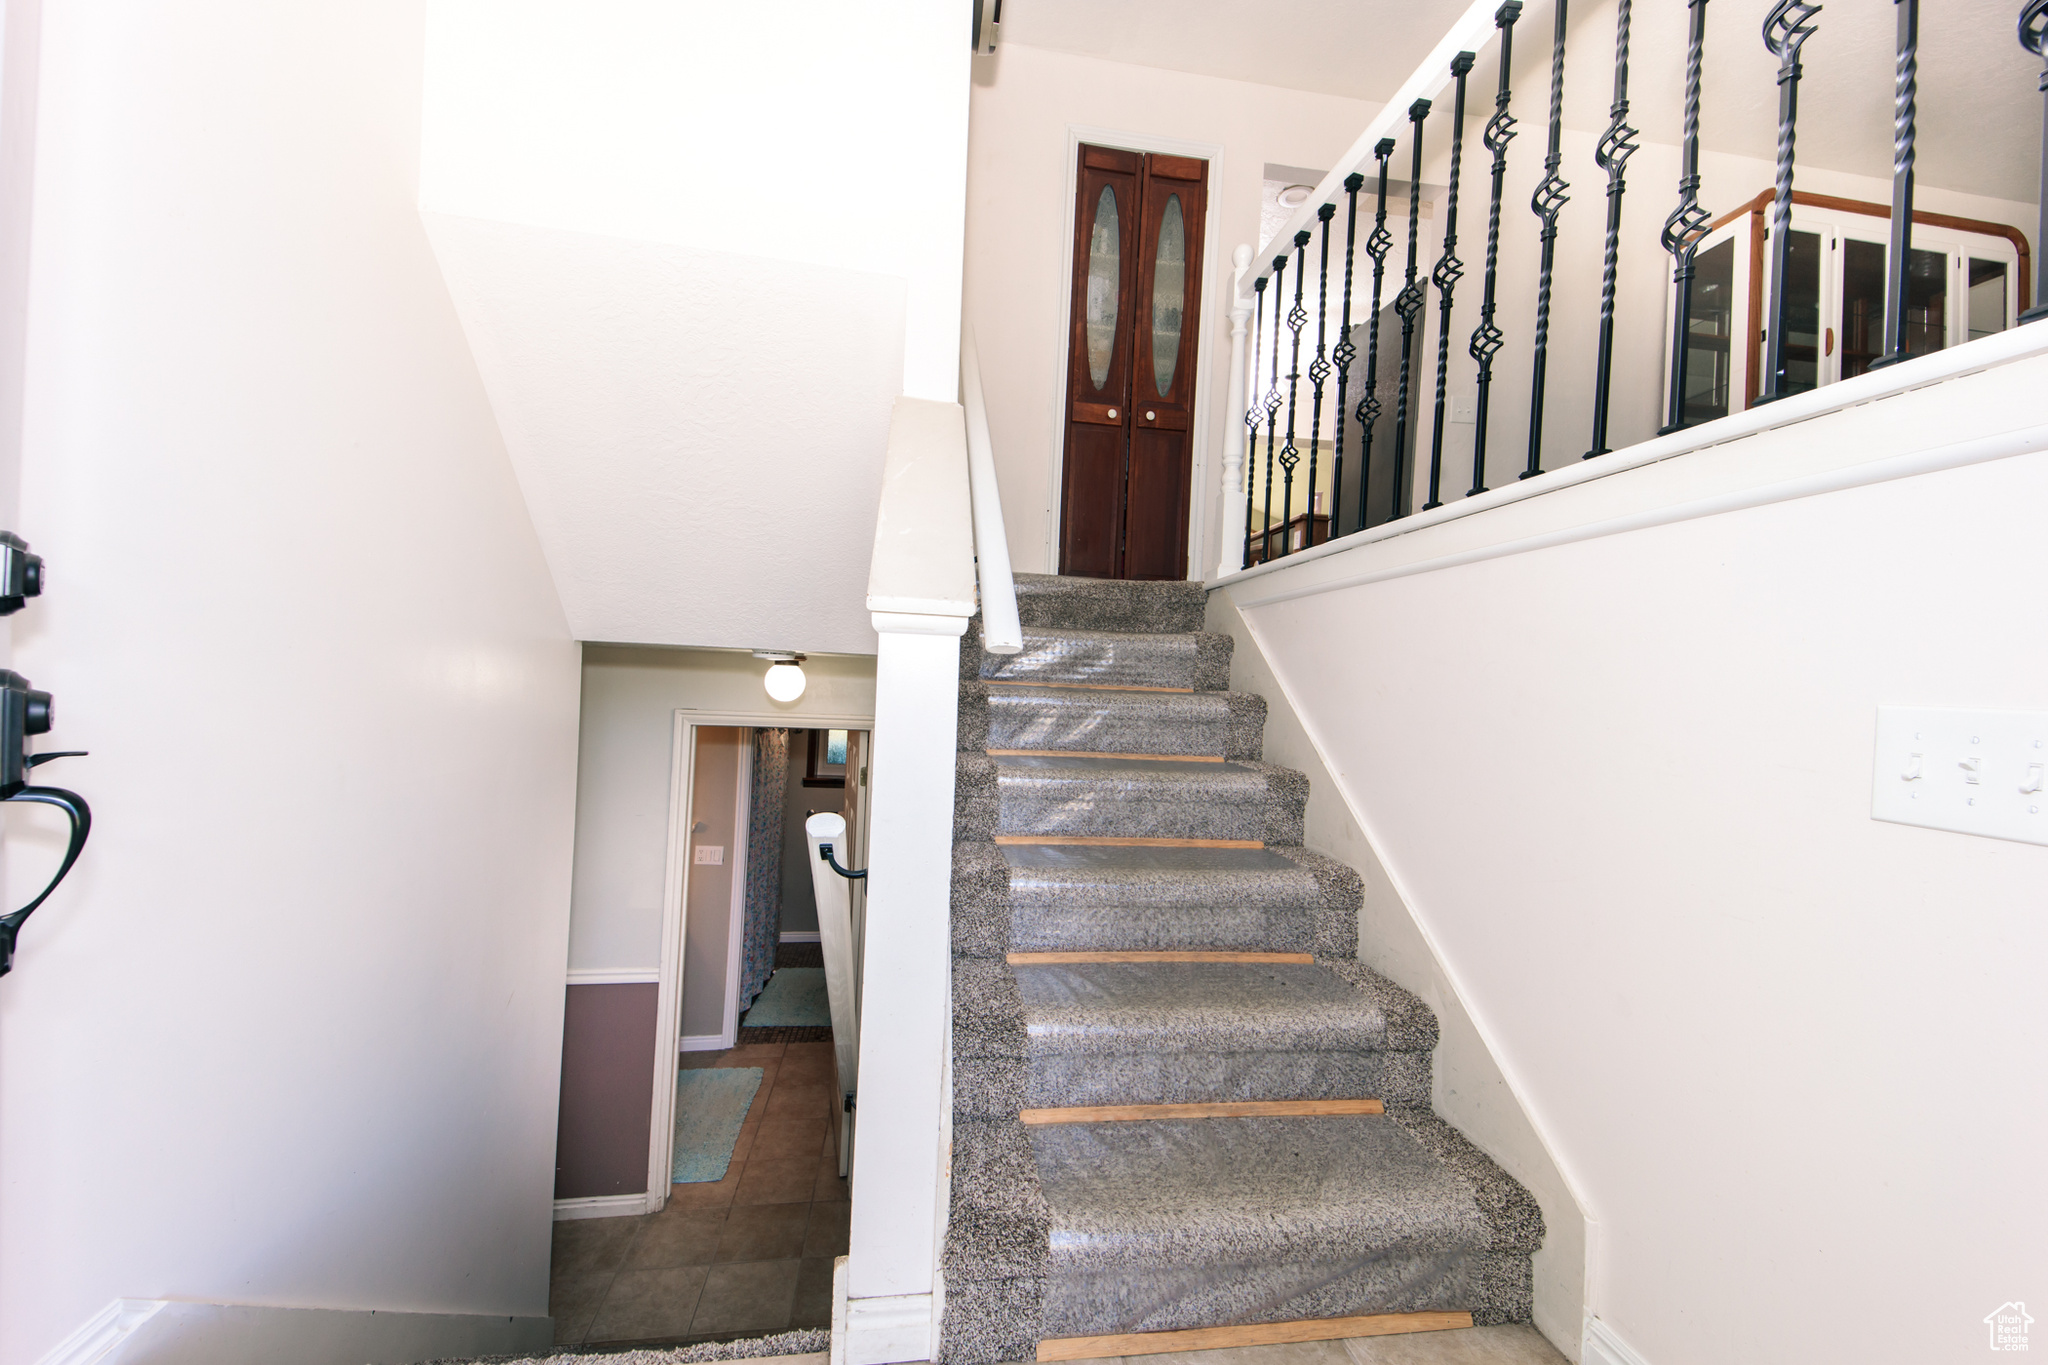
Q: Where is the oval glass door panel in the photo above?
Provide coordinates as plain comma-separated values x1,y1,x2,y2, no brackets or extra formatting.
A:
1150,194,1186,396
1084,186,1120,390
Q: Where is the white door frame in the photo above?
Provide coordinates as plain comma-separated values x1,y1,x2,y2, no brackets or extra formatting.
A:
1047,123,1226,582
648,709,876,1211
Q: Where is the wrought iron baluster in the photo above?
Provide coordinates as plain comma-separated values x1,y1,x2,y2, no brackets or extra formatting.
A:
1585,0,1639,458
1522,0,1570,479
1426,53,1475,511
1244,277,1267,563
2019,0,2047,322
1262,255,1286,563
1661,0,1714,435
1872,0,1920,368
1355,141,1397,531
1304,203,1336,547
1330,175,1364,538
1758,0,1821,404
1392,103,1431,520
1278,232,1311,557
1468,2,1521,497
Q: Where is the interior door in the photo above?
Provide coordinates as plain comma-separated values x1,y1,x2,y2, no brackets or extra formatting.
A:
1059,144,1208,580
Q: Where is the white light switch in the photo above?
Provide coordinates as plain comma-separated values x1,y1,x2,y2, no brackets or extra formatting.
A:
694,845,724,865
1872,707,2048,846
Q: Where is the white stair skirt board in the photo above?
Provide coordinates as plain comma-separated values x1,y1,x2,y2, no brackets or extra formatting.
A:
780,931,822,943
555,1192,651,1221
842,1291,935,1365
34,1299,164,1365
42,1302,548,1365
1582,1314,1654,1365
830,1257,849,1365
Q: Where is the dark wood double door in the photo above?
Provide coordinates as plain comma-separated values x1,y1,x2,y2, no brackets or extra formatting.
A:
1058,145,1208,580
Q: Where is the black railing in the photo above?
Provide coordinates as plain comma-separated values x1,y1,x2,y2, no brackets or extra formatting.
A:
1236,0,2047,570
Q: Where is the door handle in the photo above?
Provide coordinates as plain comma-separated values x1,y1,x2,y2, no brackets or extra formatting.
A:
0,781,92,976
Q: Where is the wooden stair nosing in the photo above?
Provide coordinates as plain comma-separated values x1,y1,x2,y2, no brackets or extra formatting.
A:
1020,1098,1386,1124
1037,1311,1476,1360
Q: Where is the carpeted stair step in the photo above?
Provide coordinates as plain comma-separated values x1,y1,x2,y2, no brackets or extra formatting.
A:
958,682,1266,759
963,621,1233,691
952,957,1434,1116
950,843,1361,959
939,1111,1541,1361
1012,573,1208,634
954,754,1307,845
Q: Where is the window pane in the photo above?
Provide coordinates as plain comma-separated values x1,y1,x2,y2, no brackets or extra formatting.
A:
1969,258,2009,341
1085,186,1120,390
1840,238,1885,380
1902,246,1946,356
1770,229,1822,396
1151,194,1186,396
1681,238,1734,423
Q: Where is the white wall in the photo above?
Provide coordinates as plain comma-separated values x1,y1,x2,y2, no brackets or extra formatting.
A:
0,3,582,1362
569,646,877,975
418,0,972,654
1218,342,2048,1364
963,42,1381,574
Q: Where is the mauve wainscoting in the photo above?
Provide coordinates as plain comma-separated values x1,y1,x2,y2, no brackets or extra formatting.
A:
556,982,660,1199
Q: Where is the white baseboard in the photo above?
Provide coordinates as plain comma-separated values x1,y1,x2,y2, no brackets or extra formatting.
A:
842,1292,932,1365
44,1301,548,1365
553,1192,650,1221
1583,1315,1652,1365
565,968,659,985
779,931,821,943
35,1300,164,1365
680,1032,732,1052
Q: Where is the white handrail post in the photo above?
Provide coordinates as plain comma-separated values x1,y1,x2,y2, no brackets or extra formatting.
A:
804,811,862,1178
846,397,977,1365
1218,244,1254,578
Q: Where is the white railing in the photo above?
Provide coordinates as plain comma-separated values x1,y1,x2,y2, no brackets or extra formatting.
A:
961,327,1023,654
841,343,1019,1363
804,811,863,1179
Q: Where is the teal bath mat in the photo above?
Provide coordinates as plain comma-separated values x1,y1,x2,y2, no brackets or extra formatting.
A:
745,967,831,1027
672,1066,763,1184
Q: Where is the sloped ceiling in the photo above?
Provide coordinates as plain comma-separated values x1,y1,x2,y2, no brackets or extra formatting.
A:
423,214,902,654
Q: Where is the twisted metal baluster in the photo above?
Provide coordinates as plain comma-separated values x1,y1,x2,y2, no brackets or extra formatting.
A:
1329,175,1364,538
1758,0,1822,404
1244,277,1267,564
1873,0,1920,367
1586,0,1639,458
1355,141,1397,530
1661,0,1714,434
1468,2,1521,496
1426,53,1475,510
1392,102,1431,520
1304,203,1337,546
1261,255,1286,563
2026,0,2048,321
1522,0,1570,479
1278,230,1311,556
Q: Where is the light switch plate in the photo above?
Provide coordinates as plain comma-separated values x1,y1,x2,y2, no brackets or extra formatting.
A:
694,845,724,865
1872,707,2048,846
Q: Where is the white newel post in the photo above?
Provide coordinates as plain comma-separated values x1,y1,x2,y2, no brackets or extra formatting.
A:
845,398,978,1365
1217,244,1254,578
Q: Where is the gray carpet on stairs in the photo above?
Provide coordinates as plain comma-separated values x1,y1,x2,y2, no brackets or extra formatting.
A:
938,575,1542,1364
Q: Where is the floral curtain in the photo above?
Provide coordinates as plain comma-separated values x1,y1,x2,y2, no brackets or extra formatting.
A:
739,728,788,1012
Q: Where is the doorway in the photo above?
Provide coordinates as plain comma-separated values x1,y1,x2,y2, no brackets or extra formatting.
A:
1058,142,1209,581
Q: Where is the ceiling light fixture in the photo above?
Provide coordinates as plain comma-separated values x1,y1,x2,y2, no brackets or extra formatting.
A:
1277,184,1314,209
753,651,807,703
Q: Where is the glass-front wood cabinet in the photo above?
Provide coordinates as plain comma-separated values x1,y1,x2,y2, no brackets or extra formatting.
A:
1668,192,2027,424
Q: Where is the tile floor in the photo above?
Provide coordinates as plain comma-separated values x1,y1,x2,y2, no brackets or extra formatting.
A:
548,1040,848,1349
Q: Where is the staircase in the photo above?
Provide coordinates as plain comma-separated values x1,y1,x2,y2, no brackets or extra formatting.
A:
940,574,1543,1363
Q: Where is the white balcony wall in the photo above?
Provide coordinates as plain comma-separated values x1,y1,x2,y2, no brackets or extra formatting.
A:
1217,346,2048,1365
0,3,581,1363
